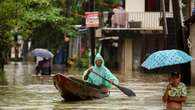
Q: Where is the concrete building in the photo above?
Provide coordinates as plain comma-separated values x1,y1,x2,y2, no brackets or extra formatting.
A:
100,0,175,76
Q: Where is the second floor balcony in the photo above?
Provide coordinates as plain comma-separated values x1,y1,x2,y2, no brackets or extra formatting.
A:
101,11,173,31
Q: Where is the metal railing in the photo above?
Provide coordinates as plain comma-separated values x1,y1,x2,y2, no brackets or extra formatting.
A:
101,11,173,30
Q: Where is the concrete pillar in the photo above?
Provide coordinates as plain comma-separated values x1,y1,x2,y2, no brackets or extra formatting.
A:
190,24,195,85
120,38,133,76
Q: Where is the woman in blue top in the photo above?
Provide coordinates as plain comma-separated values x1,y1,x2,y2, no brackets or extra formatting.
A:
83,53,119,89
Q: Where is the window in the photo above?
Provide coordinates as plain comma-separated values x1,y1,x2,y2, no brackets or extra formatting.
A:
145,0,169,12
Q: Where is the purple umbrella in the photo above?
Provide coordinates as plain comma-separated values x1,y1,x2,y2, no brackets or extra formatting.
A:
31,48,54,58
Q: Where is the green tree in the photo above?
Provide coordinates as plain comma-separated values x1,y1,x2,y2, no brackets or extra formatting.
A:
0,0,75,70
0,0,20,71
0,0,121,71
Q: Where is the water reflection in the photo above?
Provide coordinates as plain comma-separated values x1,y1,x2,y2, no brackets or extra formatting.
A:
0,62,195,110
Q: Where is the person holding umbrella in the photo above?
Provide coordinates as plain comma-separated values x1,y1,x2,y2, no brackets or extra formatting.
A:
162,72,187,110
32,48,53,75
36,58,51,75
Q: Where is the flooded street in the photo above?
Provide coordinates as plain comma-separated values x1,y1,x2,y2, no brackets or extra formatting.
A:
0,62,195,110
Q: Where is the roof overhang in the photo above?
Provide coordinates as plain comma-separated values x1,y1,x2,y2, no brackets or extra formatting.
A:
98,36,119,41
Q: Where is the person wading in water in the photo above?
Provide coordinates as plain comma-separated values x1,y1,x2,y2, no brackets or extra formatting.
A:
162,72,187,110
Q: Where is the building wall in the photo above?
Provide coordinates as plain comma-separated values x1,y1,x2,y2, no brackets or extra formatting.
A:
126,0,145,12
181,0,192,17
125,0,173,12
190,23,195,85
169,0,173,12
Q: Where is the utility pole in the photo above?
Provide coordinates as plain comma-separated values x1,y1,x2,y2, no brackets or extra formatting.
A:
161,0,168,36
89,0,96,65
161,0,168,49
172,0,191,85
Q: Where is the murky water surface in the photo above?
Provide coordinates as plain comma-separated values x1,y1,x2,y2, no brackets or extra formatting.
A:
0,62,195,110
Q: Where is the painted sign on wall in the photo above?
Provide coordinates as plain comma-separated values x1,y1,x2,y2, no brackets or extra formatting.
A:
85,12,99,27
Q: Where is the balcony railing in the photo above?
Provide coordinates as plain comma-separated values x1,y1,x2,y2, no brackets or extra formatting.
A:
101,11,173,30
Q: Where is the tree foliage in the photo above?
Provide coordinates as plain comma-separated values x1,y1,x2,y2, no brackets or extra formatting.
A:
19,0,78,38
0,0,121,50
0,0,121,70
0,0,21,52
0,0,77,70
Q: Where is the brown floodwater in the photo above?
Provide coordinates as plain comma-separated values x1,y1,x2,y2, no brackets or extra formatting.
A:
0,62,194,110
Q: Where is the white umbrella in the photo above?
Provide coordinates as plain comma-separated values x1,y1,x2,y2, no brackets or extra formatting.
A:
31,48,54,59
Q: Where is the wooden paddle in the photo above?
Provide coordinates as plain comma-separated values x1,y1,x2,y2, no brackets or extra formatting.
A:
91,70,136,97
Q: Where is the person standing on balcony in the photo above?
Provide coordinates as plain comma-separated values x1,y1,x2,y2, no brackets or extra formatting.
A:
111,4,126,28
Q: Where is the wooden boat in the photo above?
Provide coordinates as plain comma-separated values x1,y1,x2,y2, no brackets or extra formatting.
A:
53,73,109,101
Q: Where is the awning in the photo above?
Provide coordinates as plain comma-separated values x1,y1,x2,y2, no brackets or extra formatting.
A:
98,36,119,41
